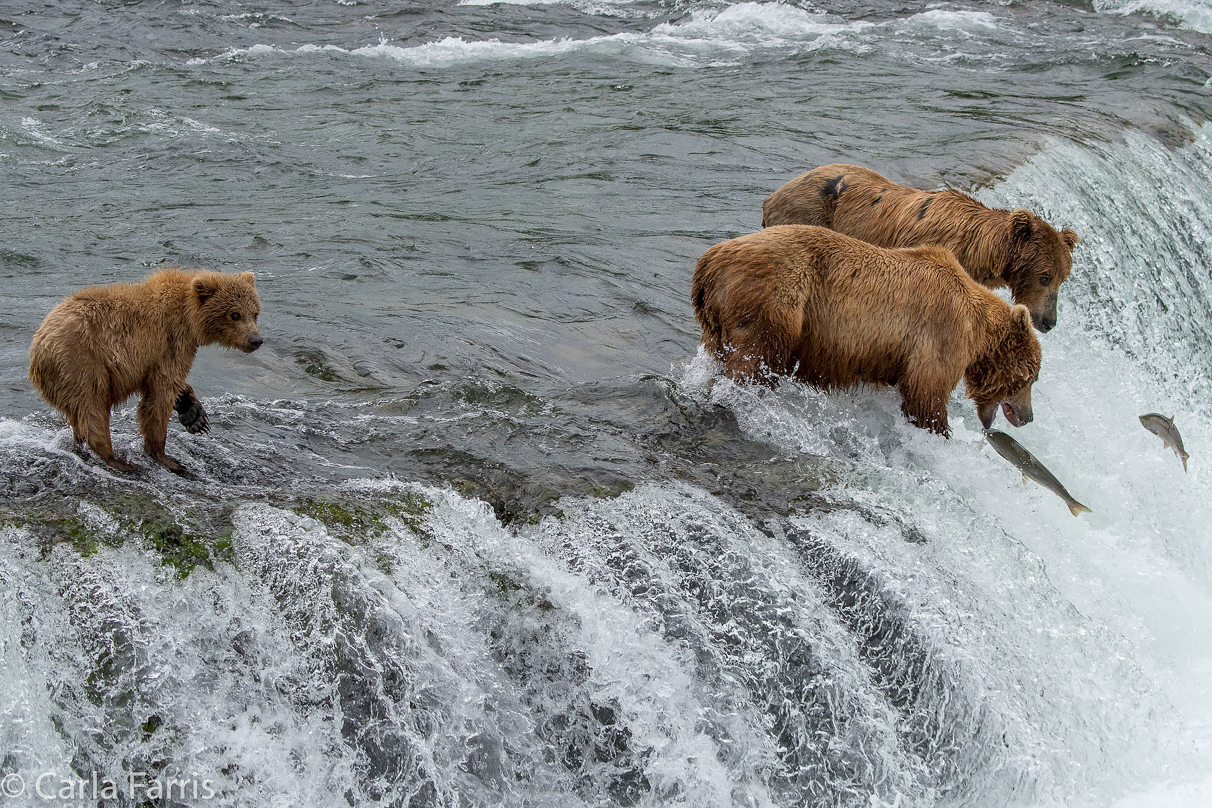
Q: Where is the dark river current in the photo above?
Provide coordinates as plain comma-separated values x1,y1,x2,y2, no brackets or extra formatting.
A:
2,1,1212,806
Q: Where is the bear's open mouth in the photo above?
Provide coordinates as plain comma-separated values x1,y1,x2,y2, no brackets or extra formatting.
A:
1002,401,1023,427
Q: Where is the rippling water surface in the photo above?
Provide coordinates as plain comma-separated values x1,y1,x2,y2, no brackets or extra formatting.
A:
2,0,1211,806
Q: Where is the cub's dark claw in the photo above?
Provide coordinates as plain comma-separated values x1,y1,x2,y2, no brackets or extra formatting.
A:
175,389,210,434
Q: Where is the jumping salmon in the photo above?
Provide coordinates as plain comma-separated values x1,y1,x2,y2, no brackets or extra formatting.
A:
985,430,1091,516
1139,413,1188,472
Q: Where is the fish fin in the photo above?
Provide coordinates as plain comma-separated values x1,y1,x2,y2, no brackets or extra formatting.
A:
1182,455,1188,472
1068,501,1092,516
1022,473,1029,484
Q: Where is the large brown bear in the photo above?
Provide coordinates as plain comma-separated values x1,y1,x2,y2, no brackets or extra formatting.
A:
761,163,1079,332
691,225,1040,436
29,268,263,473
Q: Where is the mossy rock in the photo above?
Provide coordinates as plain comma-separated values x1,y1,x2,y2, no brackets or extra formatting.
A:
108,492,235,578
285,489,433,544
139,520,231,579
3,490,235,579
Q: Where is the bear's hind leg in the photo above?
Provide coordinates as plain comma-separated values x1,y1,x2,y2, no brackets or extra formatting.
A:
66,419,88,459
71,406,140,472
138,385,186,474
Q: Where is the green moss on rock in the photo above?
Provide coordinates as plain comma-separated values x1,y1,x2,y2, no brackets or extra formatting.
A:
285,489,433,544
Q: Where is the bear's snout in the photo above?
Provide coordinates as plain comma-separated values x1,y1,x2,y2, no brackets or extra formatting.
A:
1032,309,1057,333
245,335,263,352
1032,293,1059,333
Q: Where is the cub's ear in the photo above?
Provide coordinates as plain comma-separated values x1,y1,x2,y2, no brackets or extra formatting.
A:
1010,304,1033,332
1060,227,1080,250
238,271,256,286
1010,209,1034,241
192,276,218,304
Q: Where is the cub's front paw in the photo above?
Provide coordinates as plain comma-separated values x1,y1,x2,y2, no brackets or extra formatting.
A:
175,388,211,434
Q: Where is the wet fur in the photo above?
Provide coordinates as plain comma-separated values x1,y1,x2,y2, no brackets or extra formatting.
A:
761,163,1079,330
692,225,1041,436
28,268,262,473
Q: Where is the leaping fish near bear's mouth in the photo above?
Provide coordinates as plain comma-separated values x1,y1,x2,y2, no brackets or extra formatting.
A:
985,430,1091,517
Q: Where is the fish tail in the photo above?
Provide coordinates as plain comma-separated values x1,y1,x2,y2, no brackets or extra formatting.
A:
1068,500,1092,516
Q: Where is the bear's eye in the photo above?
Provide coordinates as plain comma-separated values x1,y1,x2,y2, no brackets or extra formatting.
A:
230,312,242,321
1039,275,1052,287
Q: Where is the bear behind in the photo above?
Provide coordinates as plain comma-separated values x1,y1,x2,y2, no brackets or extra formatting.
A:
692,225,1040,436
29,268,263,473
761,163,1079,332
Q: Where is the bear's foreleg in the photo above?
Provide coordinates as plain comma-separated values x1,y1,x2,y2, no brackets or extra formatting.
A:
720,308,798,385
897,381,950,437
138,384,187,474
723,328,789,385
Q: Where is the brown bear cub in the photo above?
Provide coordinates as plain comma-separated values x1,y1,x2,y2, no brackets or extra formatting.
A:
761,163,1079,332
29,268,263,473
692,226,1040,437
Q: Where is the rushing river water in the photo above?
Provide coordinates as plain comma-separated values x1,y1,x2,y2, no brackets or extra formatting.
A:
2,0,1212,806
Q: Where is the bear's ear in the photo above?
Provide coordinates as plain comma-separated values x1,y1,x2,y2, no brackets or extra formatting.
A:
238,271,256,286
1010,209,1034,241
1060,228,1080,250
1010,304,1033,332
192,276,217,305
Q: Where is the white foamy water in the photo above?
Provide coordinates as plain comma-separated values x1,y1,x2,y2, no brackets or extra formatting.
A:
1095,0,1212,34
650,2,874,43
903,9,1000,32
216,35,715,70
459,0,580,6
212,3,872,70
